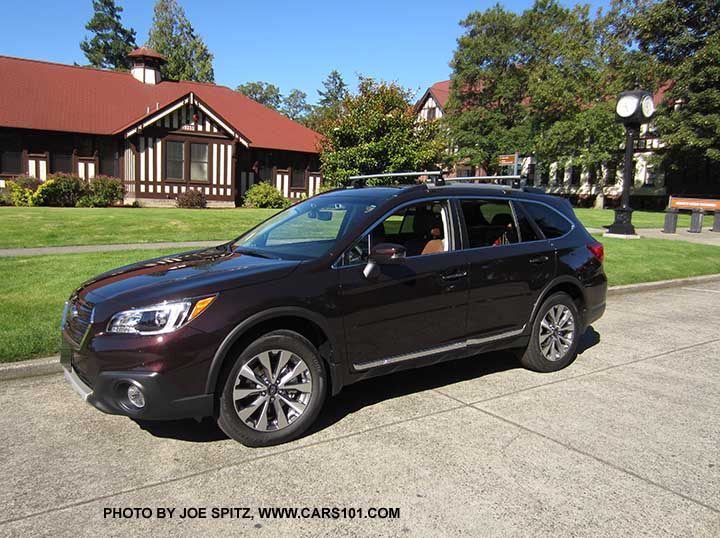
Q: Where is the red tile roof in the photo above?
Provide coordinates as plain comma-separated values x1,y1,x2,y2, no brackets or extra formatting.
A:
0,55,321,154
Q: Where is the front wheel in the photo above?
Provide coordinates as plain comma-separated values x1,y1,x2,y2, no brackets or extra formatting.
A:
217,330,327,447
519,292,580,372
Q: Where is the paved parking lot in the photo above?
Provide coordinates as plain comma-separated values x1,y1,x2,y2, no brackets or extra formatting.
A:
1,284,719,537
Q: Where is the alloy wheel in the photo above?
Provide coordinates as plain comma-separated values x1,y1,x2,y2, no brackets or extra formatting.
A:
539,304,575,361
232,349,313,432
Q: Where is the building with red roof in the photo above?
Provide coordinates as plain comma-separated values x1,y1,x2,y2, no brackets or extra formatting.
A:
0,49,323,206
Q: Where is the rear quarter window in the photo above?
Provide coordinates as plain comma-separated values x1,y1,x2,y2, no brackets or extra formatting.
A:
521,202,572,239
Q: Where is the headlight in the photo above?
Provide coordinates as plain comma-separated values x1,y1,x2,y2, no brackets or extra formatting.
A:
107,296,216,335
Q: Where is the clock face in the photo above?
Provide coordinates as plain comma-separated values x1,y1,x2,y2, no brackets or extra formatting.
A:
616,95,639,118
641,95,655,118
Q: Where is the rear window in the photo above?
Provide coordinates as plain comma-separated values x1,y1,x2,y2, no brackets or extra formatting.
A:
521,202,572,238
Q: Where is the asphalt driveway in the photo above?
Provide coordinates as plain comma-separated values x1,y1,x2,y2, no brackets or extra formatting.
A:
1,284,719,537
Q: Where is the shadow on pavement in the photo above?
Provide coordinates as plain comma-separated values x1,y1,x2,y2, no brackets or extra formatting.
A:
133,327,601,444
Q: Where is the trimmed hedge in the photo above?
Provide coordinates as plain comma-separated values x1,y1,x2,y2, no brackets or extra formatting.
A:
4,174,123,208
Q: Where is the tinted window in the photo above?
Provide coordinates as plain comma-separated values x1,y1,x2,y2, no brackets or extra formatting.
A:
522,202,572,238
460,199,518,248
513,202,541,242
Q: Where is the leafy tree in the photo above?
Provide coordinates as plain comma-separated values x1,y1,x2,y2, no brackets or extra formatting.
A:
80,0,137,70
236,81,283,111
447,0,629,175
446,5,531,173
147,0,214,83
282,89,311,121
630,0,720,163
320,77,444,187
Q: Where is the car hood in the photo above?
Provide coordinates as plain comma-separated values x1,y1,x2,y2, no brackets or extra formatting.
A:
77,245,301,306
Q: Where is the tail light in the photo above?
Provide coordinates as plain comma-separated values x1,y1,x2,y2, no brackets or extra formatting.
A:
587,241,604,263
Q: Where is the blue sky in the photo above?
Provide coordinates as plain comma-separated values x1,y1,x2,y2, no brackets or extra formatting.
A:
0,0,610,104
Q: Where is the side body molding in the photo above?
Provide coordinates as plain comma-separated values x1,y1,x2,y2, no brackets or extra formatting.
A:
204,307,342,396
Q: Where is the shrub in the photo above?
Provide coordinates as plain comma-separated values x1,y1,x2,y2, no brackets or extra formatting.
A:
31,174,87,207
5,176,42,206
77,175,123,207
176,189,207,208
0,186,11,206
243,181,290,209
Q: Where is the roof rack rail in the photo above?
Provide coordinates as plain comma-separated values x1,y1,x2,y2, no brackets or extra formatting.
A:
347,171,445,188
443,175,521,186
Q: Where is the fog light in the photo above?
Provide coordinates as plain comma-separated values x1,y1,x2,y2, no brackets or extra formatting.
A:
127,385,145,408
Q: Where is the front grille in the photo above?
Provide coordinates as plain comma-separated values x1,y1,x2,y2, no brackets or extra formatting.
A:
65,296,94,346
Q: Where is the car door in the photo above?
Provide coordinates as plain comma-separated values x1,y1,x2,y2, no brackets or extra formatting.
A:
335,198,469,370
458,197,555,338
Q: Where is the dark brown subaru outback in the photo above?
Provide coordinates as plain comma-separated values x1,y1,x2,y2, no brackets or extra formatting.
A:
61,181,606,446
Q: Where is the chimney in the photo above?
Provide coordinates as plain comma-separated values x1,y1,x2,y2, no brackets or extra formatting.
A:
128,46,167,85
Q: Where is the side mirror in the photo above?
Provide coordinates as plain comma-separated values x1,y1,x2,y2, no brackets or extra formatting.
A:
363,243,406,279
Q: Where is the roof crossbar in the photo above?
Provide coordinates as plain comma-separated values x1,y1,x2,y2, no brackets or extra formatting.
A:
347,171,445,188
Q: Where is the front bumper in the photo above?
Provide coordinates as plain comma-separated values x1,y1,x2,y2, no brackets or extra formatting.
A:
61,349,214,420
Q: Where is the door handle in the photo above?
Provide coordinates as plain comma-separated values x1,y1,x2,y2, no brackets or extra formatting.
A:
441,270,468,282
529,255,549,265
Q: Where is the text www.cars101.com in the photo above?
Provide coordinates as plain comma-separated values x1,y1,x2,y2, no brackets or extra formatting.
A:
258,507,400,519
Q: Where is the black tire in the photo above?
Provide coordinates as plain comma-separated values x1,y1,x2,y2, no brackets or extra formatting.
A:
217,330,327,447
519,292,581,373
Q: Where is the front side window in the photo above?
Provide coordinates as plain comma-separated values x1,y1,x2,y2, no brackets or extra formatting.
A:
460,199,518,248
521,202,572,239
190,143,208,181
166,141,184,180
345,200,451,265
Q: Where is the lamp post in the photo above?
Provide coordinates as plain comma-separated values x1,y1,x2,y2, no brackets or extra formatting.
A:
606,90,655,237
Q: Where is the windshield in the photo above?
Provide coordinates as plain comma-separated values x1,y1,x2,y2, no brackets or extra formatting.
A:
232,194,381,260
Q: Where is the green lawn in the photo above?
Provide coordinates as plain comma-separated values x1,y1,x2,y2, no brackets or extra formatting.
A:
1,237,718,363
0,207,277,249
574,207,692,230
0,206,695,249
0,249,177,363
596,234,720,286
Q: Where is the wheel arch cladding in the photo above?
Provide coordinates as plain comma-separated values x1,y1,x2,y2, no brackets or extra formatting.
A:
531,277,586,327
205,308,339,397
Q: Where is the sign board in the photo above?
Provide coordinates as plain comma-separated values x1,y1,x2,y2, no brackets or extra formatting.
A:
180,124,197,131
669,197,720,211
498,154,517,166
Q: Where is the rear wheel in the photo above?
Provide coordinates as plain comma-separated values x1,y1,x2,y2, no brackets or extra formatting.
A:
519,292,580,372
217,330,327,447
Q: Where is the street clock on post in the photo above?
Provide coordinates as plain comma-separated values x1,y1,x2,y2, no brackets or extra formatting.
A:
615,90,655,126
606,89,656,238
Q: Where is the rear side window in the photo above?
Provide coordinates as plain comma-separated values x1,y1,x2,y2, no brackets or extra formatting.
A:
512,202,541,242
460,199,518,248
522,202,572,238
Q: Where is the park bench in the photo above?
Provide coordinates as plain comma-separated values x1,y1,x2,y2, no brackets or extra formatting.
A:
663,196,720,233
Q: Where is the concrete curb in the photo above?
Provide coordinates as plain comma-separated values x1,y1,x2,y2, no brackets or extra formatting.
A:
606,273,720,296
2,273,719,382
0,355,60,381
